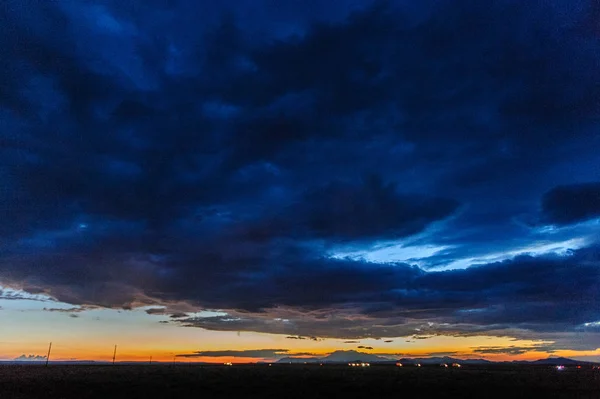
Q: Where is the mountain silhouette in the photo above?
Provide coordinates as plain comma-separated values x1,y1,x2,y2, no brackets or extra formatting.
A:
521,357,583,365
276,352,592,366
277,350,389,364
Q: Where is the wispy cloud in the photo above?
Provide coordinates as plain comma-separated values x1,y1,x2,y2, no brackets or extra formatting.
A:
14,354,46,361
472,345,557,356
177,349,290,358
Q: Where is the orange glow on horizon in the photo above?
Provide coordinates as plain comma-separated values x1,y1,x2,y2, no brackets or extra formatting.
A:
2,344,599,364
1,300,598,364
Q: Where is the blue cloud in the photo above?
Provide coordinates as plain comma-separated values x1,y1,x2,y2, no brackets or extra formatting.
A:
0,0,599,350
542,183,600,225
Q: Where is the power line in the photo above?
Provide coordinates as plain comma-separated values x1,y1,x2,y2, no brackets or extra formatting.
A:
45,342,52,367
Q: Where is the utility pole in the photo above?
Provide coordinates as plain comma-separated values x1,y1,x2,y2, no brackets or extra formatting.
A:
45,342,52,367
112,345,117,365
149,355,152,365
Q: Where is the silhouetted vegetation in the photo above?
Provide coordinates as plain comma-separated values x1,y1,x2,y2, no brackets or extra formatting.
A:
1,364,599,398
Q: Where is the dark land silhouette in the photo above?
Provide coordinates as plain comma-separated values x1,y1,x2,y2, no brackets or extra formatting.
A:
1,363,599,399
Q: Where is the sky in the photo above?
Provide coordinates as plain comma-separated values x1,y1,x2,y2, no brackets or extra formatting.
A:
1,0,599,363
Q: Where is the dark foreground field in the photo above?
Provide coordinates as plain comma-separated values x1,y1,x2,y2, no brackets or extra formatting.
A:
1,364,599,399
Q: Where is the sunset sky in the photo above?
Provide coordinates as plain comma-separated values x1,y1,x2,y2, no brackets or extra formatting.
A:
1,0,599,363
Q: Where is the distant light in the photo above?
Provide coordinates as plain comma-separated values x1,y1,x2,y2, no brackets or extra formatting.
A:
452,363,461,368
576,366,581,369
268,364,272,367
556,365,565,371
441,363,448,368
396,363,403,367
416,364,421,367
224,362,232,366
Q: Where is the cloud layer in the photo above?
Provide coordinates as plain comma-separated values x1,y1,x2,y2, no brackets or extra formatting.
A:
1,0,599,352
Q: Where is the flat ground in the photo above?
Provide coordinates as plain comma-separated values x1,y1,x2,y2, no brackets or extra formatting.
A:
1,364,599,398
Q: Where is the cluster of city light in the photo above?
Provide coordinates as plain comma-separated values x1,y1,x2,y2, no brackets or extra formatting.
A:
452,363,461,368
348,363,370,367
554,365,600,371
441,363,448,368
396,362,422,367
223,362,233,366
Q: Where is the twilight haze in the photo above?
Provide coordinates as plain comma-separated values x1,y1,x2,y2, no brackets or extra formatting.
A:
1,0,599,364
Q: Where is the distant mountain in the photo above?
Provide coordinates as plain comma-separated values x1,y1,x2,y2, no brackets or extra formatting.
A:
276,357,317,364
520,357,584,365
276,353,593,366
321,350,391,363
277,350,391,364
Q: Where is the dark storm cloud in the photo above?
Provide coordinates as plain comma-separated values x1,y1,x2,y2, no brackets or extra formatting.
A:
542,183,600,225
43,307,88,313
174,244,600,344
411,335,435,340
472,344,558,356
145,308,167,315
1,0,599,351
286,336,320,341
249,177,459,241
